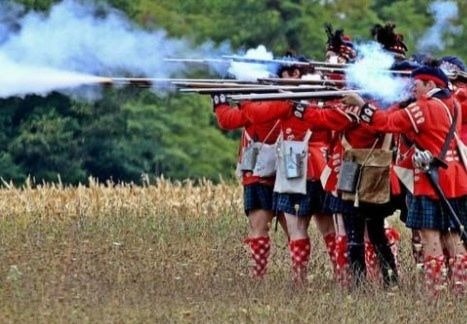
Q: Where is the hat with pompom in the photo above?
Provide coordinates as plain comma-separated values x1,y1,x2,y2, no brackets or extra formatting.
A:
325,24,356,62
371,23,408,58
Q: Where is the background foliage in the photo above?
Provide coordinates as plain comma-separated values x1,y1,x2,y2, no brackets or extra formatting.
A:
2,0,466,184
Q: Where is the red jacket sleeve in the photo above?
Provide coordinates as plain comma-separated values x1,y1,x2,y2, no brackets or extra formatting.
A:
214,104,248,130
302,107,354,132
370,104,420,134
241,100,292,124
455,88,467,123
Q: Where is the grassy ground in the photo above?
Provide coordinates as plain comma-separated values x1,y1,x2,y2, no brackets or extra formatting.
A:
0,179,466,323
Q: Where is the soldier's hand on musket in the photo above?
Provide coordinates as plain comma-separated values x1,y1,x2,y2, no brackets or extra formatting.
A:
342,105,361,122
412,149,433,171
211,93,227,111
342,93,379,124
342,92,365,108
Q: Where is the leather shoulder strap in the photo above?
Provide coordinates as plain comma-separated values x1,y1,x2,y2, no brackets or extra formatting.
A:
432,97,459,161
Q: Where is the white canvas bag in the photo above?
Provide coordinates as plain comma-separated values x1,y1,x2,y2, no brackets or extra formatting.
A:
274,130,312,194
252,120,280,177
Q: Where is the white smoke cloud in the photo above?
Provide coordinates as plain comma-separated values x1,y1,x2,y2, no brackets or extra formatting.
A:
417,0,462,52
227,45,275,81
0,53,110,97
346,42,411,105
0,0,231,98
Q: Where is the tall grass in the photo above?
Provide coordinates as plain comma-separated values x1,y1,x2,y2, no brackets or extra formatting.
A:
0,178,465,323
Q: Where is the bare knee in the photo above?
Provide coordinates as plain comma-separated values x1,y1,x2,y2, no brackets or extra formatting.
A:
441,232,466,256
313,213,335,236
248,209,273,237
285,213,311,240
420,229,443,257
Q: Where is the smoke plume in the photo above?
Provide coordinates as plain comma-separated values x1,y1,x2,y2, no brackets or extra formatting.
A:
0,0,231,98
417,1,462,52
227,45,275,81
346,42,411,105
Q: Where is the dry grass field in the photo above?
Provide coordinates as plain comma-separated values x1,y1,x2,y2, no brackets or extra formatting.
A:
0,178,466,323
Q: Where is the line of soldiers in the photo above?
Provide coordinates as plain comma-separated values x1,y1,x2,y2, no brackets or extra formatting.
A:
212,23,467,298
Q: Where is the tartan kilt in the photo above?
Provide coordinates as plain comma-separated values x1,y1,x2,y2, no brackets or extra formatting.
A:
406,194,467,232
243,183,274,215
322,192,355,215
273,180,324,217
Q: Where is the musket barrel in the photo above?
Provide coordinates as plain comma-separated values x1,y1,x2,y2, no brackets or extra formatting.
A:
316,67,413,76
109,77,240,83
101,77,250,87
222,55,310,67
221,55,350,68
315,67,346,73
179,85,331,94
163,58,230,64
165,56,350,69
258,77,346,86
228,89,363,101
172,81,264,88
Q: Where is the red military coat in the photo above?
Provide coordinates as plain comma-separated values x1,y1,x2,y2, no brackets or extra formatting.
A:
243,99,354,181
370,89,467,199
453,84,467,143
215,101,289,186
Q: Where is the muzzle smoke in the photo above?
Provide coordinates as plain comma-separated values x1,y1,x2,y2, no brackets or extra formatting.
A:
0,0,230,98
346,43,411,105
227,45,275,81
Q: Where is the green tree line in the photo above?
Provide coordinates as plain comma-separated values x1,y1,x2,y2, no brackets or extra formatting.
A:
1,0,466,184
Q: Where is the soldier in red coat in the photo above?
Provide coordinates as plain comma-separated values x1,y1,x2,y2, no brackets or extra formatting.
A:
214,51,354,283
371,23,417,272
242,27,362,284
320,113,401,287
213,92,291,279
320,26,401,287
212,53,330,280
242,90,356,284
241,60,338,283
345,61,467,296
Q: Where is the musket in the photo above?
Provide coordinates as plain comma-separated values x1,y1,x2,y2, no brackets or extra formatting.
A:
179,85,334,94
258,77,346,86
315,67,413,76
164,56,349,69
99,77,247,87
426,167,467,242
228,89,363,101
221,55,350,68
163,58,230,65
172,81,266,88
